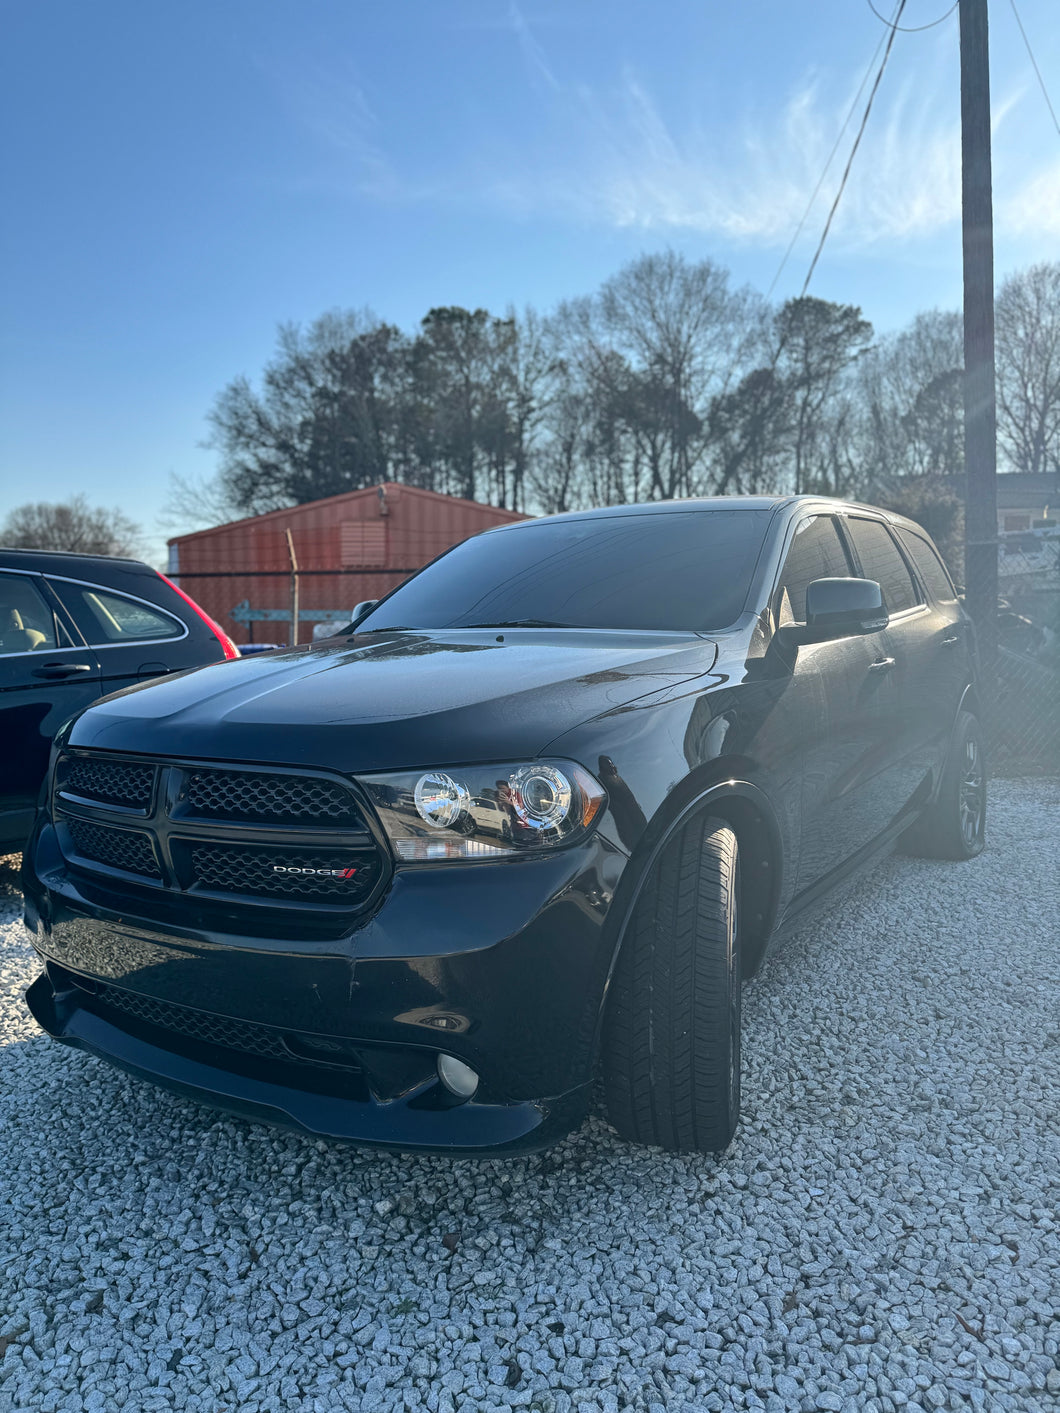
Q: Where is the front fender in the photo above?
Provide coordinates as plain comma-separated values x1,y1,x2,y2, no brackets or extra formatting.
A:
543,656,801,912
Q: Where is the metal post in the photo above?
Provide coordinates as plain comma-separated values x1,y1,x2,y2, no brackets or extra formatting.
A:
285,528,300,647
959,0,999,703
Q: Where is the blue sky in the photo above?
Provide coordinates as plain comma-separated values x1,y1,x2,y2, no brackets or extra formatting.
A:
1,0,1057,564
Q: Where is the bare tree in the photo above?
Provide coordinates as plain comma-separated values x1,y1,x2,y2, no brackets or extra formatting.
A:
996,262,1060,477
549,254,767,504
602,253,768,498
194,254,1060,533
502,306,559,512
1,496,143,557
774,297,873,494
529,387,588,515
159,471,249,534
857,309,964,488
206,308,398,515
706,367,792,494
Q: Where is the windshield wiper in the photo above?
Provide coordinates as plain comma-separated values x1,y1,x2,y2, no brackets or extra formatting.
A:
461,618,579,629
358,624,418,632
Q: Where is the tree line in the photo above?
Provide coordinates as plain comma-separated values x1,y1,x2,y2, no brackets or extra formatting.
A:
178,253,1059,543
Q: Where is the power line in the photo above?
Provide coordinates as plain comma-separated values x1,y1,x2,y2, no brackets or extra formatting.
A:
765,12,895,300
799,0,909,297
726,3,903,402
865,0,957,34
1008,0,1060,139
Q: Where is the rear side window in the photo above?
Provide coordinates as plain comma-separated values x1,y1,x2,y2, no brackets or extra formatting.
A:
53,584,184,644
0,575,59,655
895,528,958,603
846,519,922,614
775,516,852,623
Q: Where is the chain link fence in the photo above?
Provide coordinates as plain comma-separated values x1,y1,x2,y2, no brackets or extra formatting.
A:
992,531,1060,776
172,567,416,648
992,646,1060,776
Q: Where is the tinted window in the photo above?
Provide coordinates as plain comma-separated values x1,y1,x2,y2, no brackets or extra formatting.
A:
57,585,184,643
776,516,852,623
358,510,772,633
896,528,957,603
846,519,921,614
0,575,58,655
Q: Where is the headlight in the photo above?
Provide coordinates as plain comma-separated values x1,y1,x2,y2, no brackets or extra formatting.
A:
358,760,606,862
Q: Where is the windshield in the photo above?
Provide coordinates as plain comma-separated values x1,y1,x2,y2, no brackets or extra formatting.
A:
356,509,771,634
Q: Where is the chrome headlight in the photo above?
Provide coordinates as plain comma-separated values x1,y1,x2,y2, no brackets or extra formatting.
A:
358,760,606,862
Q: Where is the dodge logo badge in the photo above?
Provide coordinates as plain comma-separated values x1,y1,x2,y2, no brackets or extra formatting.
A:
272,865,358,878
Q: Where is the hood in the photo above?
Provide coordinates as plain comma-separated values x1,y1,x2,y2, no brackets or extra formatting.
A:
69,628,718,772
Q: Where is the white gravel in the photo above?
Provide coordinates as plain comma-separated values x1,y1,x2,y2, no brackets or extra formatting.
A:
1,779,1058,1413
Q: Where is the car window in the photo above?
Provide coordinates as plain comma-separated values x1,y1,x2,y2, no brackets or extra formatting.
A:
355,509,773,633
895,528,958,603
0,575,59,655
55,584,184,643
775,515,852,624
846,518,922,614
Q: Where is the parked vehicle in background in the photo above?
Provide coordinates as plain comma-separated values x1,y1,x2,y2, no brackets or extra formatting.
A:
22,497,984,1155
1,549,238,855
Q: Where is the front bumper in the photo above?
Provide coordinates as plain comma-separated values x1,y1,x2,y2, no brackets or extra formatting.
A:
23,822,627,1154
25,970,590,1155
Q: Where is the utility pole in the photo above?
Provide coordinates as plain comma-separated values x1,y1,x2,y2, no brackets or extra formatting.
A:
959,0,999,701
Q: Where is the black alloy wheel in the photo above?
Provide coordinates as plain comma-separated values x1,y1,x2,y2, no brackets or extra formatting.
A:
901,709,986,861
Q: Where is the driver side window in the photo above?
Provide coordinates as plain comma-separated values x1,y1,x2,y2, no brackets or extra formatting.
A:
0,575,59,656
775,516,853,625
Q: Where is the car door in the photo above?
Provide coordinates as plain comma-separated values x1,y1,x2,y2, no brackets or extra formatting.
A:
770,513,902,894
844,516,941,821
0,571,101,852
45,576,192,697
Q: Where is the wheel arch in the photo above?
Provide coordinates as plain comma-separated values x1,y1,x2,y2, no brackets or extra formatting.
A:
957,681,982,728
592,768,785,1068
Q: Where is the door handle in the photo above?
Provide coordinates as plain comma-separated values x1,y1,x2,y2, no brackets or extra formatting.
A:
31,662,93,679
868,657,896,673
941,635,961,647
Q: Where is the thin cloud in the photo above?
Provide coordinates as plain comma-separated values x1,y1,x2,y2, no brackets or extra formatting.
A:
258,53,413,203
509,0,561,92
500,69,966,245
486,63,1058,255
1002,159,1060,237
268,43,1058,254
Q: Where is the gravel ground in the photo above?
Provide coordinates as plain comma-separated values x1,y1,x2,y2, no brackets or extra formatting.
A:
1,779,1058,1413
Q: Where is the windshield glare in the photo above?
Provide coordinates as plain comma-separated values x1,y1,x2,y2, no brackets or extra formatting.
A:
357,509,771,634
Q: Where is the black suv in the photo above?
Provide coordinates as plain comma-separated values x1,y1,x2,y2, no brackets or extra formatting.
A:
22,498,984,1155
1,549,238,855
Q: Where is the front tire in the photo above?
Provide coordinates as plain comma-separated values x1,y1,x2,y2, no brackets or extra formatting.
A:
603,814,741,1154
902,709,986,861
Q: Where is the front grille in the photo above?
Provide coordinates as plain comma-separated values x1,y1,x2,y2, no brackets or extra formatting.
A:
184,769,361,825
53,751,388,925
62,814,161,879
188,843,376,900
62,756,155,810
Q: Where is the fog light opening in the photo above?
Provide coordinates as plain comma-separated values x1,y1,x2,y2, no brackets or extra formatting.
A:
437,1053,479,1101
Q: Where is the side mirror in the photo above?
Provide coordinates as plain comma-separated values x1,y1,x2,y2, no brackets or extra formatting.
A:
784,577,889,646
349,600,379,627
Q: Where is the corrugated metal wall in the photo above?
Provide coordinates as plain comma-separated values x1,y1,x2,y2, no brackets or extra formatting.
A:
167,484,527,645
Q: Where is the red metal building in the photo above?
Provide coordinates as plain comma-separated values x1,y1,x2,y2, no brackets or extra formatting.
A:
167,483,528,646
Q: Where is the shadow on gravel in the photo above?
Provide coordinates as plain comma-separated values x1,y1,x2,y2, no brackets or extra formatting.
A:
0,853,22,897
